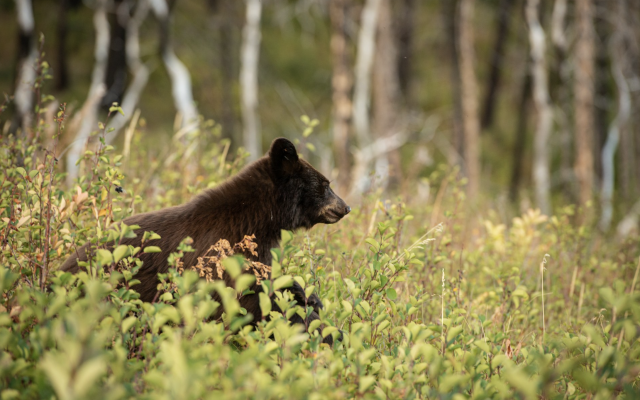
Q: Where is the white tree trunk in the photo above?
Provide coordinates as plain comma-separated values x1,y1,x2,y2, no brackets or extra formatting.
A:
526,0,552,214
574,0,595,206
600,1,631,231
105,0,151,144
352,0,381,147
240,0,262,161
14,0,37,134
551,0,567,51
459,0,481,200
66,0,109,186
149,0,199,134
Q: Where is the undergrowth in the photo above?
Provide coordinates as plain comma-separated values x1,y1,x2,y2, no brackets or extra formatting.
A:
1,65,640,400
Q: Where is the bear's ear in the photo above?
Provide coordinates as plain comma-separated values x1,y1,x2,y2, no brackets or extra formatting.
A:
269,138,300,175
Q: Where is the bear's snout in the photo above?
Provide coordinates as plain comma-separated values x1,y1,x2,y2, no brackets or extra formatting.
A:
320,195,350,224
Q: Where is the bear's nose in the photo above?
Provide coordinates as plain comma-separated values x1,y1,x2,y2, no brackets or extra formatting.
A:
345,206,351,215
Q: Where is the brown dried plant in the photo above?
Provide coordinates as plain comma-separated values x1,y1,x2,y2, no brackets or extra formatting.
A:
177,235,271,285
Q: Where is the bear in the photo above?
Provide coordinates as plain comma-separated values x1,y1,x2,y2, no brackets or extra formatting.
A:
59,138,350,343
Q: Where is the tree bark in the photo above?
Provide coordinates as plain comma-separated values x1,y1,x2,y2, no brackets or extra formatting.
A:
373,0,402,189
66,0,109,185
102,0,128,108
352,0,382,148
600,0,632,230
593,0,610,183
149,0,199,134
526,0,552,214
441,0,463,162
240,0,262,160
509,66,532,203
397,0,416,100
550,0,573,202
55,0,70,91
574,0,596,206
458,0,481,200
105,0,151,144
329,0,353,195
12,0,37,136
209,0,237,141
480,0,515,130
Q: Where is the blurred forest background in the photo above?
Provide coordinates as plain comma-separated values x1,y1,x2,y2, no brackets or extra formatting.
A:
2,0,640,233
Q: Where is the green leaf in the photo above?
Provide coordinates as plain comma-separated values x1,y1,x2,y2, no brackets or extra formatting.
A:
365,238,380,253
259,292,271,316
222,257,242,279
144,246,162,253
122,316,137,333
235,274,256,294
386,288,397,300
308,319,322,334
112,245,129,263
322,326,338,338
95,249,113,267
359,376,376,393
274,275,293,291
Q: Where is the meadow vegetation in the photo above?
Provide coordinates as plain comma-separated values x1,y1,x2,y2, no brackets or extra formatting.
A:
1,100,640,398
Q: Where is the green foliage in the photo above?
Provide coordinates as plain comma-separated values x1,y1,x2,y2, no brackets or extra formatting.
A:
1,106,640,399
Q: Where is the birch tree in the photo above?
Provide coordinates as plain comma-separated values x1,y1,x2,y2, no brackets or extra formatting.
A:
481,0,515,129
105,0,151,144
441,0,464,160
66,0,109,185
526,0,552,214
373,0,402,188
352,0,381,148
600,0,631,230
574,0,595,206
13,0,37,136
329,0,353,194
240,0,262,160
149,0,199,133
458,0,480,199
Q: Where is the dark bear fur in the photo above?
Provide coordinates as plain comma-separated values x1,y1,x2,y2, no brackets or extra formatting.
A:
59,138,350,342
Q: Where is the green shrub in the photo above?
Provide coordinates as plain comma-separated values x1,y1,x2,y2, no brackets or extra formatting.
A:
1,99,640,399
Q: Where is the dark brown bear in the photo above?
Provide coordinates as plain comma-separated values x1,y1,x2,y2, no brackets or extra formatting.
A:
60,138,350,341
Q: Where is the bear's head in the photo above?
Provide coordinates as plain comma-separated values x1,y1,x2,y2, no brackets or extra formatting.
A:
269,138,351,229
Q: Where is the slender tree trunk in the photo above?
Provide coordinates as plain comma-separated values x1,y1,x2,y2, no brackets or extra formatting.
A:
480,0,515,130
105,0,151,144
620,2,640,202
593,0,609,184
397,0,416,100
550,0,573,202
329,0,353,194
574,0,596,207
55,0,70,91
66,0,109,185
441,0,463,162
458,0,481,199
240,0,262,160
600,0,631,230
12,0,37,136
373,0,402,189
526,0,552,214
352,0,382,148
209,0,237,141
149,0,199,133
102,0,128,108
509,67,531,203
